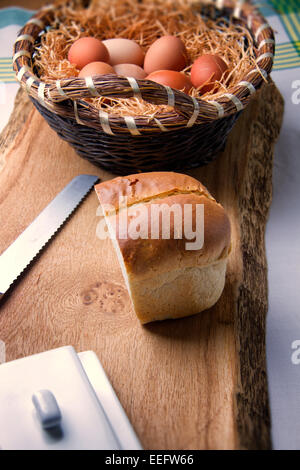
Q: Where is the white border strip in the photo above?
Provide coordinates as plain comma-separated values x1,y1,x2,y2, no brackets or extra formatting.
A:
238,80,256,95
56,80,68,98
15,34,35,44
26,18,44,29
99,110,114,135
16,65,31,82
164,86,175,108
74,101,85,125
248,68,268,79
222,93,244,111
85,76,101,97
247,16,253,30
13,50,31,63
186,97,200,128
127,77,142,99
233,1,245,19
255,23,270,42
38,82,46,104
256,52,274,63
124,116,141,136
25,76,35,93
46,86,52,101
154,118,168,132
207,100,225,118
40,4,54,11
258,38,275,49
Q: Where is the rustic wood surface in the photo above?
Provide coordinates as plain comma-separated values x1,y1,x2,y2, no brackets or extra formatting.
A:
0,80,283,449
0,0,285,452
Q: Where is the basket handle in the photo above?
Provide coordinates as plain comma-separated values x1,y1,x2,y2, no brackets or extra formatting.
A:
49,75,216,120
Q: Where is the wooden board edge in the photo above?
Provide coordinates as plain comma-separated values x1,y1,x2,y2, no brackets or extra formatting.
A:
235,80,284,449
0,89,34,170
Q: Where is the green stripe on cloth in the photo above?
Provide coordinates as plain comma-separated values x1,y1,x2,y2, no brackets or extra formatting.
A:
267,0,300,14
256,1,300,69
276,41,300,56
0,58,15,83
280,13,300,43
275,52,300,60
276,40,300,50
264,1,300,49
274,55,300,67
273,40,300,70
275,57,300,64
273,62,300,69
0,58,13,68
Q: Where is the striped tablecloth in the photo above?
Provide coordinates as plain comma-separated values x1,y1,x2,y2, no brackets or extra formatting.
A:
0,2,300,450
0,7,34,130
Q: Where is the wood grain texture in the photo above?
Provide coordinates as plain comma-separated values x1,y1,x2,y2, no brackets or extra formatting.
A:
0,81,283,449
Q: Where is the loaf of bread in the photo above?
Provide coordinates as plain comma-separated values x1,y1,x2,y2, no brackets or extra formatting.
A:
95,172,231,324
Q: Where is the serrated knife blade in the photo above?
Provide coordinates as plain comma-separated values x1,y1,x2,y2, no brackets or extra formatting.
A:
0,174,99,299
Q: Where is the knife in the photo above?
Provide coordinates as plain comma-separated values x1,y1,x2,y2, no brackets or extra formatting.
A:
0,174,99,299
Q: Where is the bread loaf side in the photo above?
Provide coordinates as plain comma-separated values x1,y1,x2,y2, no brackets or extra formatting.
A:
95,172,231,323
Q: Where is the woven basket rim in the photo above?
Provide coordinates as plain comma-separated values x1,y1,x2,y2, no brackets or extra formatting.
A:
13,0,274,135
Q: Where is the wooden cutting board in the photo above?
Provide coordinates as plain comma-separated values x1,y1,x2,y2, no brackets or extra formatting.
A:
0,81,283,450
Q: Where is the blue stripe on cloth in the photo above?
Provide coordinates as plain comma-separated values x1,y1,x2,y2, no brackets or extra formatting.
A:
255,1,300,70
0,7,35,29
255,1,277,17
0,57,14,83
267,0,300,15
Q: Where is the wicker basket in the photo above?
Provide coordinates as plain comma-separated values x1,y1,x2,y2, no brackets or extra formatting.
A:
13,0,274,175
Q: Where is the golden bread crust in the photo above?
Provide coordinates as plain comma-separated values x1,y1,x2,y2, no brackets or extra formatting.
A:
95,173,231,280
95,171,213,213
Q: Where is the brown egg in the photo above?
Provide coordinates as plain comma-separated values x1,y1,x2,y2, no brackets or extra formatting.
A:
78,61,116,78
144,36,188,75
146,70,192,93
103,38,144,66
191,55,228,93
114,63,147,79
68,37,109,70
